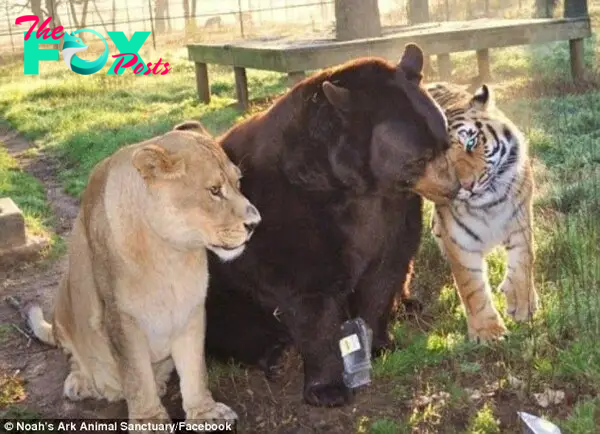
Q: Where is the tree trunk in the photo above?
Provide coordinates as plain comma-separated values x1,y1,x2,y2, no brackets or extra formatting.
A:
166,0,172,31
31,0,43,18
564,0,588,17
183,0,190,26
68,0,80,27
112,0,116,31
335,0,381,41
155,0,167,33
44,0,61,29
407,0,429,24
190,0,198,30
535,0,556,17
191,0,198,24
81,0,89,28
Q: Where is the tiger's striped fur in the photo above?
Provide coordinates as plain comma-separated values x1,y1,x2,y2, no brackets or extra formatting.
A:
425,82,538,341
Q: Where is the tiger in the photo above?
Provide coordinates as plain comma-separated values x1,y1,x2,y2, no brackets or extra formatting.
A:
424,81,539,341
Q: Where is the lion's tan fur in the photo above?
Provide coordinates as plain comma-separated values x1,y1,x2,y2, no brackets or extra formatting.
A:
27,123,260,427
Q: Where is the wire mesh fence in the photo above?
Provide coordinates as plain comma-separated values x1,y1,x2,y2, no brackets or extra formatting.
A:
1,0,536,54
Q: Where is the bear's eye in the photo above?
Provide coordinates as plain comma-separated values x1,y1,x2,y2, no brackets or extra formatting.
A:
209,185,222,197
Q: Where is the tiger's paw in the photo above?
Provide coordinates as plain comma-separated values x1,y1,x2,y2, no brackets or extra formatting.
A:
467,309,507,342
500,281,539,322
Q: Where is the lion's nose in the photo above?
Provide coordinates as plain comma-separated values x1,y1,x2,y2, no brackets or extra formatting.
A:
244,205,261,234
246,205,260,219
245,221,259,233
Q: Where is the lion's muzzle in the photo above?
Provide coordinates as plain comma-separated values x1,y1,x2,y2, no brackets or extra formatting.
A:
243,204,261,239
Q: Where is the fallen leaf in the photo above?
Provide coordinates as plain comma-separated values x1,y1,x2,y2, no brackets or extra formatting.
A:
508,374,525,390
533,388,565,408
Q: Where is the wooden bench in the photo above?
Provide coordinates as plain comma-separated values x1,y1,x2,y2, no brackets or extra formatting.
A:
187,17,592,110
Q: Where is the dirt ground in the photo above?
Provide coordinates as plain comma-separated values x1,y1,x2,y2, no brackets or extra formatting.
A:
0,126,408,434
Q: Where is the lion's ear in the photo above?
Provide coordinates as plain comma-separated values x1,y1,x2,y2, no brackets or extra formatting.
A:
132,144,185,182
173,120,210,136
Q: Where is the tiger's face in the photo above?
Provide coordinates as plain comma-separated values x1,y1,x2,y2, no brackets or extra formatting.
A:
448,128,488,200
442,84,522,201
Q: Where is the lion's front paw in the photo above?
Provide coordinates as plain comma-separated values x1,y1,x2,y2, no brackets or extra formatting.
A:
467,308,507,342
500,280,539,322
187,402,238,422
63,371,99,401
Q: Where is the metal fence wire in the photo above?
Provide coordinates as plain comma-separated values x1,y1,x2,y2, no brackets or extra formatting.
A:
1,0,533,53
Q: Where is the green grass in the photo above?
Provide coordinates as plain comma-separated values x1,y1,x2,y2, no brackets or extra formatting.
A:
0,54,288,197
0,324,13,343
0,145,54,242
466,404,501,434
1,31,600,434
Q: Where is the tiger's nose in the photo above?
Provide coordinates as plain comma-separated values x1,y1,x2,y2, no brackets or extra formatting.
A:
461,177,476,191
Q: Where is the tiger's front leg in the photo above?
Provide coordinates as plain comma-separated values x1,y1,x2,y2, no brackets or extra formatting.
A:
432,211,506,341
500,204,538,322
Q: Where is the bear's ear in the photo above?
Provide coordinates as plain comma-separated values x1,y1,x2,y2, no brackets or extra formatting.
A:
398,43,424,83
470,84,492,110
173,120,210,136
132,144,186,182
322,81,352,113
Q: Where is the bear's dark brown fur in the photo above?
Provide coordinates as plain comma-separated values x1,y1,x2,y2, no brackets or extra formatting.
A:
200,44,458,407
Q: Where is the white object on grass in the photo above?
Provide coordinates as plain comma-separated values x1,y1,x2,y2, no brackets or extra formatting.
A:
518,412,561,434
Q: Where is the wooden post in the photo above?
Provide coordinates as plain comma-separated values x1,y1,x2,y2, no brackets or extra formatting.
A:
287,71,306,87
195,63,210,104
569,39,585,81
437,54,452,81
234,66,249,110
564,0,588,81
476,49,490,81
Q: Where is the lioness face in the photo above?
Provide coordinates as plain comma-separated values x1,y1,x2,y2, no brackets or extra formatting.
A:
133,135,261,261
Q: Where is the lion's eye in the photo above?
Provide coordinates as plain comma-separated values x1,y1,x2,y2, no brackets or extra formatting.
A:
209,186,221,196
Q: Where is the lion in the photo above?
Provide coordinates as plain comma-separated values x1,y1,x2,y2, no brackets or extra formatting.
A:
26,120,261,432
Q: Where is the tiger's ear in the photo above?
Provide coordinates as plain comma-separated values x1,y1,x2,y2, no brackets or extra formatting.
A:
470,84,492,110
132,144,186,182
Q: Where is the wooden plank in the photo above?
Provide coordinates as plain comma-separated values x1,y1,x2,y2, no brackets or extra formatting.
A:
194,62,210,104
187,17,591,73
234,66,249,110
437,53,452,81
278,18,592,72
476,49,490,81
569,38,585,81
188,44,288,72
